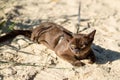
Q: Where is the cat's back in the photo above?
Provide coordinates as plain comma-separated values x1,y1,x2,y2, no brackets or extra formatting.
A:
31,22,64,43
32,22,61,34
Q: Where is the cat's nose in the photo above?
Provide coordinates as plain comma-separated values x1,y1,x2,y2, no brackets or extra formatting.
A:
75,48,80,54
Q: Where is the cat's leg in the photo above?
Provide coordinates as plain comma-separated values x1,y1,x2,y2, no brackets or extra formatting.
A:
86,50,96,64
59,53,85,67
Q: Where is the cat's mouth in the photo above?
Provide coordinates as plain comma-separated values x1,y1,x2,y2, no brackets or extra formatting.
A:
74,48,80,54
69,47,80,54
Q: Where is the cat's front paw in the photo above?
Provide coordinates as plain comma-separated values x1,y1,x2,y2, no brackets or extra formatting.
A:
88,56,96,64
72,61,85,67
88,60,95,64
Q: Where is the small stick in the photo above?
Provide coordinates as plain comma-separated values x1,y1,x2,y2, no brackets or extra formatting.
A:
76,2,81,34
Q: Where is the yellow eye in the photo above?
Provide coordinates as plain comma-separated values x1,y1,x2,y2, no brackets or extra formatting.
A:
71,44,76,48
81,45,86,49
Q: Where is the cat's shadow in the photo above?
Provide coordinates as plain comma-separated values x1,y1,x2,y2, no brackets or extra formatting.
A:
92,44,120,64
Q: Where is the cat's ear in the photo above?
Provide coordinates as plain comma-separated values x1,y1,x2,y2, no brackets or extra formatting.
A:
86,30,96,39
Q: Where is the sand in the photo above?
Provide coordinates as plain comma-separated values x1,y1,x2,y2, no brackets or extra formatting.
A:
0,0,120,80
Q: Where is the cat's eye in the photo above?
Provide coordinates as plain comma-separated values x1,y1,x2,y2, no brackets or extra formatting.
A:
71,44,76,48
81,45,86,49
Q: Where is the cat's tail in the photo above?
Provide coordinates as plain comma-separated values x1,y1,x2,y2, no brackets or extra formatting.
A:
0,30,32,43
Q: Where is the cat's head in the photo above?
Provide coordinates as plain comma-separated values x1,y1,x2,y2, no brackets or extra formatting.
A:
68,30,96,59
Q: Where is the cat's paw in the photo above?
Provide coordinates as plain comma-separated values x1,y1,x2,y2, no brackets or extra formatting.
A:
88,59,96,64
88,60,95,64
72,61,85,67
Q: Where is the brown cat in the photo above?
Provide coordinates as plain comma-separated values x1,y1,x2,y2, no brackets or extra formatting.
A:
0,22,96,66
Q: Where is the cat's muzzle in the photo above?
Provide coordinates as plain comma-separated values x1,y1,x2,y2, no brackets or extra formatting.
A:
74,48,80,54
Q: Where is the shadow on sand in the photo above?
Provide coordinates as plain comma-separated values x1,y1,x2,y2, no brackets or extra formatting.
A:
92,44,120,64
